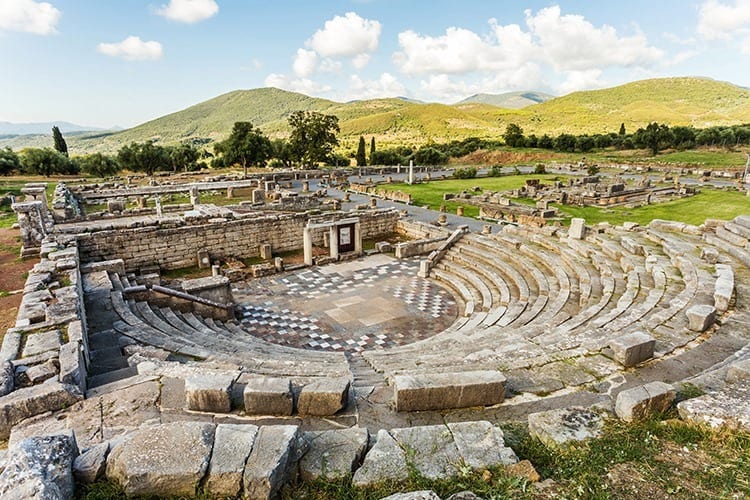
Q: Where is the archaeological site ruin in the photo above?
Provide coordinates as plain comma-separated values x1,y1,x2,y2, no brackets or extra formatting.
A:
0,168,748,498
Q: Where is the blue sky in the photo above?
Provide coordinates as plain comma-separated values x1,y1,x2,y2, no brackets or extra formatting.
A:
1,0,750,128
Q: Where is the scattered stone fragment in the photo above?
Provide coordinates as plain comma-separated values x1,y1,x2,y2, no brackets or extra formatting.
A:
74,442,109,484
0,430,78,500
447,421,517,468
381,491,441,500
297,377,350,416
242,425,299,500
528,407,606,448
206,424,258,498
184,374,234,413
615,382,676,422
609,332,655,367
686,304,716,332
353,429,408,487
300,428,369,481
106,422,215,497
507,460,540,483
677,384,750,430
243,377,293,416
726,358,750,383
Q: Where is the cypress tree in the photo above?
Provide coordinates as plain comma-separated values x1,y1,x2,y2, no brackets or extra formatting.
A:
52,126,68,157
619,123,626,136
369,137,376,165
356,136,366,166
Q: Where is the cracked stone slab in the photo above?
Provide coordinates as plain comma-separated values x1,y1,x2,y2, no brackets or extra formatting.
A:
21,330,61,358
528,406,606,448
352,429,408,487
391,424,462,480
299,428,369,481
615,382,675,422
206,424,258,498
242,425,299,500
677,384,750,430
447,421,518,468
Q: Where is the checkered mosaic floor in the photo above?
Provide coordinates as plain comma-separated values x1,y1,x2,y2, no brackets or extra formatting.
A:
232,256,457,352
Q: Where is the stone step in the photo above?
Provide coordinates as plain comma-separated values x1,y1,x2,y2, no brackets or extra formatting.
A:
88,365,139,388
87,330,119,350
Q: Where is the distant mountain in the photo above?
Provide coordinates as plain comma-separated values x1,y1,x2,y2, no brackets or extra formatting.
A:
457,91,555,109
0,121,107,136
4,77,750,154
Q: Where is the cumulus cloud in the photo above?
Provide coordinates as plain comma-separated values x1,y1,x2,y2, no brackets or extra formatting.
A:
156,0,218,24
308,12,381,59
264,73,332,95
557,69,605,95
418,63,542,102
0,0,61,35
97,36,163,61
698,0,750,38
293,48,318,77
346,73,406,100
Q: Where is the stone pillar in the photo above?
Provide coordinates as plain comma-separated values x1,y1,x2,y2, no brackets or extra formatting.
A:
397,164,401,174
12,201,48,257
303,227,313,266
252,189,266,204
425,173,431,181
354,222,362,255
227,186,235,199
329,226,339,261
154,196,163,217
197,249,211,269
302,181,309,193
136,196,146,209
274,257,284,272
417,259,430,278
343,193,351,203
569,218,586,239
408,160,414,185
189,186,200,206
211,264,221,277
482,224,492,235
260,244,272,260
456,206,464,216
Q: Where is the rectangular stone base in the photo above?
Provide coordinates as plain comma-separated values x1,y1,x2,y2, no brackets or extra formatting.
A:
394,371,506,412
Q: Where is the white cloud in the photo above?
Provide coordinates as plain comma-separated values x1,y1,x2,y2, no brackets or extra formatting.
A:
345,73,406,100
0,0,61,35
524,6,662,71
418,63,542,102
293,48,318,77
308,12,381,59
264,73,332,95
319,58,343,73
557,69,605,95
698,0,750,39
97,36,163,61
156,0,218,24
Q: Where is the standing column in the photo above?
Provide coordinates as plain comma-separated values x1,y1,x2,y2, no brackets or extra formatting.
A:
303,227,313,266
329,226,339,261
408,160,414,185
354,222,362,255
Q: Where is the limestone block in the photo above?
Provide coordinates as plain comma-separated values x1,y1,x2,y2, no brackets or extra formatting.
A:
74,442,109,484
447,421,518,468
726,359,750,384
0,382,81,439
242,425,299,500
22,359,59,385
381,492,441,500
297,377,350,416
609,332,655,367
206,424,258,498
677,384,750,430
620,236,645,256
185,374,234,413
299,428,369,481
243,377,293,416
260,243,272,260
352,429,408,487
528,407,605,448
569,218,586,240
0,361,13,397
58,341,86,393
106,422,215,497
686,304,717,332
394,371,506,411
21,330,61,358
615,382,676,422
701,247,719,264
0,430,78,500
714,264,734,313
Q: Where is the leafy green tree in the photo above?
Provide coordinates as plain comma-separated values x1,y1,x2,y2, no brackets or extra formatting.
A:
720,128,736,148
288,111,340,168
0,148,21,176
503,123,525,147
594,134,613,149
52,126,68,157
538,134,554,149
20,148,76,176
525,134,538,148
270,139,293,169
117,141,171,176
576,135,595,153
671,126,696,149
213,122,271,177
554,134,577,152
370,149,406,166
79,153,120,178
696,127,721,146
168,143,201,172
634,122,673,155
355,136,367,167
587,164,600,176
414,146,447,165
369,137,376,164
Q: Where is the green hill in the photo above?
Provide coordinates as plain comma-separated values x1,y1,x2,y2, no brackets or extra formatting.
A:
457,91,554,108
6,77,750,154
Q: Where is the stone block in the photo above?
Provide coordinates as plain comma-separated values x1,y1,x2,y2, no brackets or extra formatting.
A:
197,249,211,269
0,382,81,439
609,332,655,367
58,341,86,393
300,428,368,482
243,377,293,416
0,361,14,397
677,384,750,429
615,382,676,422
352,429,408,487
701,247,719,264
447,421,518,468
74,442,109,484
686,304,717,332
569,218,586,239
22,359,59,385
528,407,605,448
185,374,234,413
242,425,299,500
259,243,272,260
206,424,258,498
21,330,61,358
297,377,350,416
106,422,215,497
726,359,750,384
0,430,78,500
394,371,506,411
714,264,734,313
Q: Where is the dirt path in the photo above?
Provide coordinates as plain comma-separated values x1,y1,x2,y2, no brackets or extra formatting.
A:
0,228,38,333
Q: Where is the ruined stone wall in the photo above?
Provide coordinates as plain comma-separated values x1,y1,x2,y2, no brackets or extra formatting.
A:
76,209,399,272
